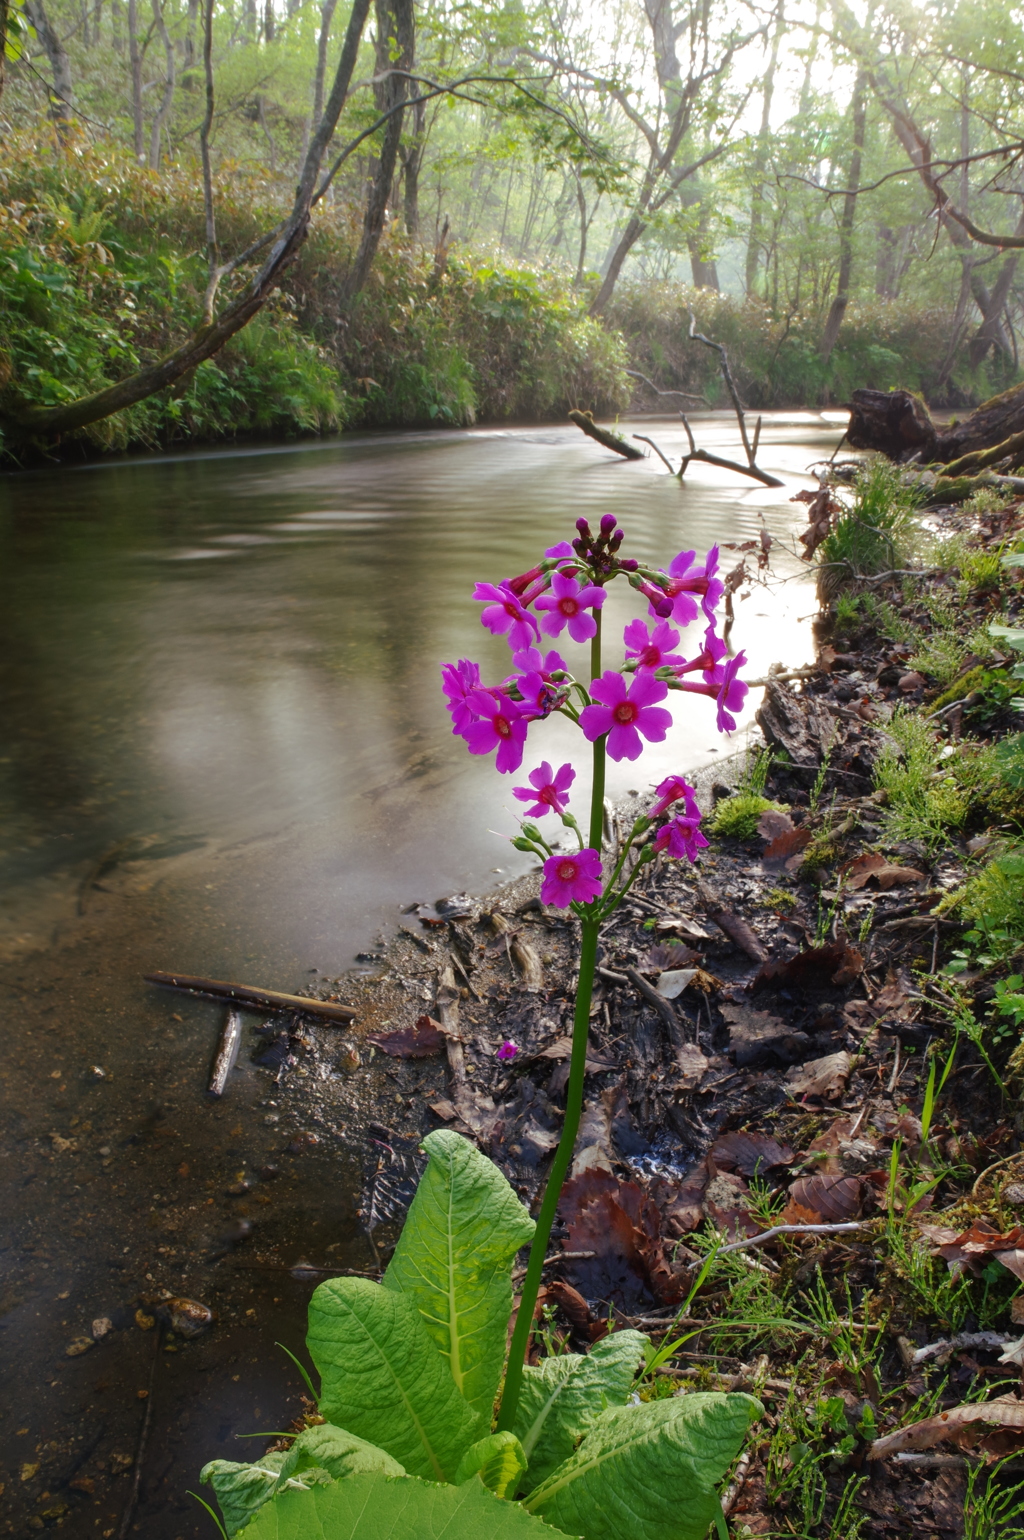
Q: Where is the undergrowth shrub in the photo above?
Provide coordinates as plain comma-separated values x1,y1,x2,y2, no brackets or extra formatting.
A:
816,461,923,604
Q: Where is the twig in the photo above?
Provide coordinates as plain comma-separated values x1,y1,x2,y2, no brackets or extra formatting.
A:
717,1221,867,1255
512,1250,596,1282
117,1321,161,1539
625,369,709,405
632,434,676,474
145,970,356,1022
721,1450,753,1516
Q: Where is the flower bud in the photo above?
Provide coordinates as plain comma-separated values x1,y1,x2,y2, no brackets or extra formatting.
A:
618,557,638,571
600,514,617,535
511,835,539,852
576,517,591,535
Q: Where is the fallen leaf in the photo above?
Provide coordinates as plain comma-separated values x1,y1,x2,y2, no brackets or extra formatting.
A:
918,1220,1024,1279
366,1015,446,1057
649,1161,711,1236
898,671,927,692
541,1279,605,1340
784,1050,853,1100
602,1083,649,1158
710,1130,794,1176
707,907,768,962
672,1042,709,1089
656,915,712,940
757,809,797,841
781,1173,862,1224
868,1396,1024,1460
720,1002,812,1067
560,1170,686,1307
755,942,864,991
655,968,698,1000
641,941,701,971
999,1336,1024,1367
428,1098,459,1122
842,852,925,891
762,827,813,872
532,1036,618,1073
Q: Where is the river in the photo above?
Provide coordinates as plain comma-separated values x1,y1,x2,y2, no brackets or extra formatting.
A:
0,412,842,1536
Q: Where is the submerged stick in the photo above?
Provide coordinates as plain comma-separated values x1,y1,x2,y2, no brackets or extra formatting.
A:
145,970,357,1022
568,409,644,460
208,1007,245,1097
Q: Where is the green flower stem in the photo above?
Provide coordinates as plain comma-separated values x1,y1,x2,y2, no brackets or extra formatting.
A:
495,910,600,1432
496,608,606,1434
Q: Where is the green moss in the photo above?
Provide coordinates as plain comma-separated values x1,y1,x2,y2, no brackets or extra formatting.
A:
710,793,784,840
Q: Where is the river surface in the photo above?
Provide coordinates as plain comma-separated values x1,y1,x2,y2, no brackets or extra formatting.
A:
0,413,842,1537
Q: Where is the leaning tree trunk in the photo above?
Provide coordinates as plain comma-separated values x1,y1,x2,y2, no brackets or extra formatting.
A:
25,0,74,141
847,384,1024,470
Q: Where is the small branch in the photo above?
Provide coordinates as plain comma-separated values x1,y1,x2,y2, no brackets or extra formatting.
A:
625,369,709,406
721,1451,753,1517
687,309,754,464
632,434,676,473
684,446,784,488
717,1221,867,1255
569,409,644,460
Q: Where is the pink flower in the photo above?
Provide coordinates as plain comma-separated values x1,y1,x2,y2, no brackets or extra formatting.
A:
497,1039,519,1061
653,815,709,862
671,651,748,732
651,547,724,626
506,564,545,596
535,570,606,643
673,623,729,685
540,847,604,908
623,619,685,670
510,647,569,718
461,689,529,773
441,659,482,734
513,761,575,817
544,541,576,559
650,774,700,821
473,582,540,651
579,669,673,762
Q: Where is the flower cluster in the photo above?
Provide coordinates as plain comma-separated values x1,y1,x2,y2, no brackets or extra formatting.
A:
440,515,747,910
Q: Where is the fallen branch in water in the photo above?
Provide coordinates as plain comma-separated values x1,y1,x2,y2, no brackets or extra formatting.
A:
145,970,357,1022
568,409,644,460
679,414,785,488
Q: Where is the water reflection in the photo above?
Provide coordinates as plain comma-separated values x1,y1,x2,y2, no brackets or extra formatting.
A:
0,414,841,973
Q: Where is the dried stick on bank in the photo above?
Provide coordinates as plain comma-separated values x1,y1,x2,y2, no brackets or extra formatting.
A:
145,970,357,1022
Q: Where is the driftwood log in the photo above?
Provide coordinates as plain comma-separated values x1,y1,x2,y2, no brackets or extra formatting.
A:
146,970,357,1022
847,384,1024,467
568,409,645,460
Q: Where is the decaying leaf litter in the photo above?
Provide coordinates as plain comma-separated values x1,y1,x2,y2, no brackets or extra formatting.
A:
162,479,1024,1536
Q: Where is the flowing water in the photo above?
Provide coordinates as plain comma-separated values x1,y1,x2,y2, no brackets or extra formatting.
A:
0,413,842,1536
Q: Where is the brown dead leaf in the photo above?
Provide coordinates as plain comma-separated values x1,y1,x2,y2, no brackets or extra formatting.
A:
918,1220,1024,1279
868,1396,1024,1461
673,1042,709,1089
842,852,925,891
710,1130,794,1176
641,941,701,971
794,486,840,560
541,1279,606,1341
762,827,813,872
720,1002,812,1068
757,809,797,841
428,1098,459,1122
781,1173,863,1225
560,1170,687,1306
755,942,864,991
367,1015,446,1057
784,1050,853,1101
708,908,768,962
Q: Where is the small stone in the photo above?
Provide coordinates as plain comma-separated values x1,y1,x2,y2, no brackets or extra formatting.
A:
159,1296,214,1338
134,1309,155,1331
65,1336,95,1357
20,1463,40,1482
226,1181,251,1197
263,1113,280,1125
259,1164,281,1180
1005,1182,1024,1206
136,1389,149,1400
287,1130,319,1154
69,1477,95,1494
338,1044,360,1073
91,1316,113,1340
98,1146,111,1157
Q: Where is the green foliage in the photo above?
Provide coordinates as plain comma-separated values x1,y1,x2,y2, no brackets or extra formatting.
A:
947,842,1024,960
512,1331,649,1493
710,793,783,840
382,1128,536,1419
816,461,922,603
203,1131,757,1539
874,710,992,847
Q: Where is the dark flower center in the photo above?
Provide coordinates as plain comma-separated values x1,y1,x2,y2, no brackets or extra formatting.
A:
557,860,577,881
495,717,511,738
613,702,637,724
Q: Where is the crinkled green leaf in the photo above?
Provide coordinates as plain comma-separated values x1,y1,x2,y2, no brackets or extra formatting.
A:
454,1432,528,1498
276,1423,406,1485
239,1469,570,1538
524,1392,762,1540
383,1130,535,1419
512,1330,649,1494
200,1451,304,1537
307,1276,482,1482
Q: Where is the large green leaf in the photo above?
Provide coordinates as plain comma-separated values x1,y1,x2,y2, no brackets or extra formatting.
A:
524,1392,762,1540
454,1432,528,1498
512,1330,649,1494
200,1426,404,1536
307,1276,482,1482
383,1130,535,1420
240,1470,569,1539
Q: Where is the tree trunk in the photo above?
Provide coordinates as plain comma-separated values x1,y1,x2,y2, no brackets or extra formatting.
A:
820,68,866,362
746,11,783,297
148,0,175,169
4,0,372,442
589,213,645,315
847,383,1024,466
127,0,145,160
340,0,412,302
0,0,10,106
182,0,198,84
25,0,74,141
399,91,425,237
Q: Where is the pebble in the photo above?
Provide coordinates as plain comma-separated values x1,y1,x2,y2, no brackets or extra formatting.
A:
1005,1182,1024,1205
263,1113,280,1125
158,1296,215,1338
65,1336,95,1357
134,1309,155,1331
287,1130,319,1154
91,1316,113,1340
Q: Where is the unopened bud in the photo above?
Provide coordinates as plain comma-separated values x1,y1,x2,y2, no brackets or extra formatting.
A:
600,514,617,535
511,836,538,852
576,517,591,535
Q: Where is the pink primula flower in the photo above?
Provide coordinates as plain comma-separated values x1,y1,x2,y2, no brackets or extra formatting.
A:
441,659,482,734
535,570,606,643
649,774,700,821
579,669,673,762
540,847,603,908
672,650,749,732
513,760,575,817
461,689,529,773
653,815,709,863
473,581,539,651
510,646,569,718
673,623,728,685
649,546,724,626
623,618,685,670
497,1039,519,1061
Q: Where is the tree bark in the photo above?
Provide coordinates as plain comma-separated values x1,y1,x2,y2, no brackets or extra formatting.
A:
148,0,175,169
745,13,782,298
846,383,1024,466
820,68,866,362
127,0,145,160
399,91,425,237
5,0,372,441
25,0,75,142
0,0,10,106
340,0,412,302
